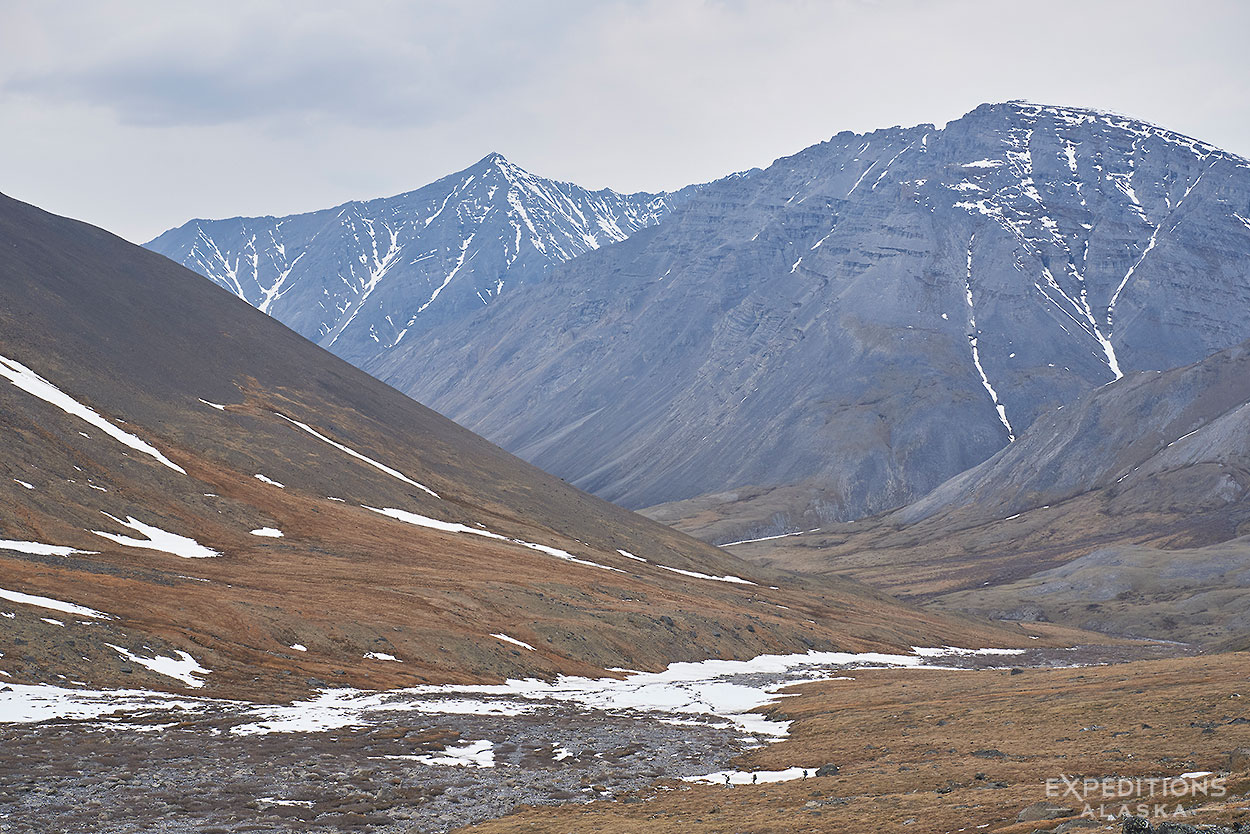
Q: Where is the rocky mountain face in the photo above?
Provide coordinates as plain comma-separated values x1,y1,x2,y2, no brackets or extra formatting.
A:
899,340,1250,528
2,191,1002,698
146,154,692,365
726,339,1250,643
371,102,1250,535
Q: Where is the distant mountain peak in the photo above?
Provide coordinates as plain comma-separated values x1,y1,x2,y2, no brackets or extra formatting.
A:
147,155,693,364
470,150,519,176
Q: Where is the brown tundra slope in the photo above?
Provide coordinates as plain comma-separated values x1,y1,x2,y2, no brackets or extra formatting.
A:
0,192,1021,700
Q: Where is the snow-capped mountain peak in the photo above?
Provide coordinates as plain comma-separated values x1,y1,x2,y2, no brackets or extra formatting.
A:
147,155,690,363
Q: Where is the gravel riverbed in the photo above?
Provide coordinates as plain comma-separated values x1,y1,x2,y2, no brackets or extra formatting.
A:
0,643,1190,833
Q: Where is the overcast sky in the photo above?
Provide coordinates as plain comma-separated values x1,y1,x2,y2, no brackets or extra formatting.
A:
2,0,1247,243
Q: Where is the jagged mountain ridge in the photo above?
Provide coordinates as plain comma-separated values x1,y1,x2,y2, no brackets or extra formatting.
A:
372,101,1250,531
146,154,698,364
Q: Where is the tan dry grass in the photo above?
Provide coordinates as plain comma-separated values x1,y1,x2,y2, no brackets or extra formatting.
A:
452,652,1250,834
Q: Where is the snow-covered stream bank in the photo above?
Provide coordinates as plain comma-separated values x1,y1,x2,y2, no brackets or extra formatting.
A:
0,645,1164,834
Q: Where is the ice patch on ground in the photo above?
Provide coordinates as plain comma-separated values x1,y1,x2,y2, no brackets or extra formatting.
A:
257,797,313,808
105,644,210,688
230,649,951,739
0,683,209,723
1,646,1021,739
911,647,1025,658
683,766,809,784
412,739,495,768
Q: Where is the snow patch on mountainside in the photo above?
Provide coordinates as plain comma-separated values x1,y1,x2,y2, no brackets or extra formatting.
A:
612,547,756,585
92,513,222,559
0,352,185,474
492,633,536,651
274,413,439,497
363,506,624,573
249,527,283,538
0,587,111,619
0,540,96,558
963,236,1015,439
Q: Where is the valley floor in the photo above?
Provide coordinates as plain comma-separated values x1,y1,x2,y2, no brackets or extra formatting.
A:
0,637,1222,833
459,646,1250,834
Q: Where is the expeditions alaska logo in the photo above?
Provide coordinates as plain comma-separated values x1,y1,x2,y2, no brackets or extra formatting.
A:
1046,773,1227,820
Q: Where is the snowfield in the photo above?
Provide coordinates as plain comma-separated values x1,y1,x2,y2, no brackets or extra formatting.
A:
0,646,1021,733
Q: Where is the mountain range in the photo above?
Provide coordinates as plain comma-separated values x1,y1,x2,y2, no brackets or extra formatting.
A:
152,101,1250,544
393,102,1250,529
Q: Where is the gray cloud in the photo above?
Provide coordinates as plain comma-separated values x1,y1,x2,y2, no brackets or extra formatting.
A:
1,0,1247,243
4,0,593,128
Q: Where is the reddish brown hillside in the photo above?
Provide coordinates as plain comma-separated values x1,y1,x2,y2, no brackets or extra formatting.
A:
0,192,1020,699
